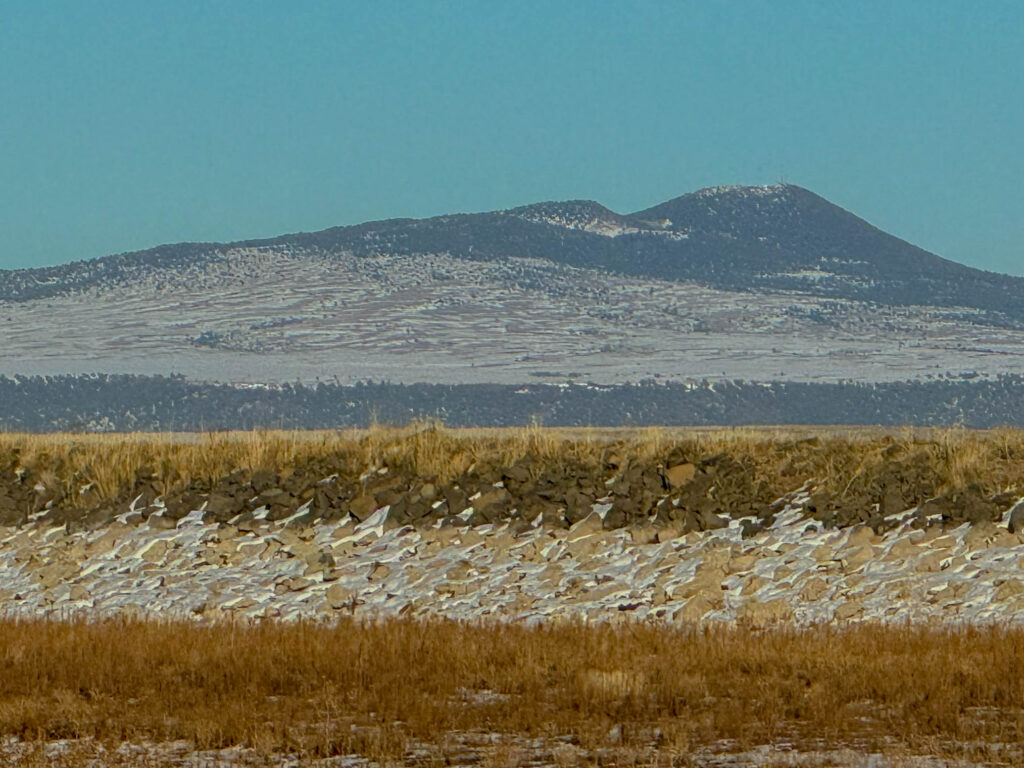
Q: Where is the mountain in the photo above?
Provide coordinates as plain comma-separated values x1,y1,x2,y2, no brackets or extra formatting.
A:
3,184,1021,319
2,184,1023,388
631,185,1022,314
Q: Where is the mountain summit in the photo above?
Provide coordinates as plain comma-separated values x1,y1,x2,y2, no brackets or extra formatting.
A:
624,184,1001,308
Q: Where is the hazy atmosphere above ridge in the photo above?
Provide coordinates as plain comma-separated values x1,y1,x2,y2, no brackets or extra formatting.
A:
2,2,1022,274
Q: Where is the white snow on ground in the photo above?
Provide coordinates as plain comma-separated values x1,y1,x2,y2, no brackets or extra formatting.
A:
2,246,1024,386
779,269,838,281
696,184,787,198
513,210,643,236
1,734,1014,767
3,489,1024,766
3,491,1024,626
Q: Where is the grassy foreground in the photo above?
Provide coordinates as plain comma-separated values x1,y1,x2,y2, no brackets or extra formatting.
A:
1,618,1023,763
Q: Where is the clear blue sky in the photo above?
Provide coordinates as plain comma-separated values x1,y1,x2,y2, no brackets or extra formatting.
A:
2,1,1022,274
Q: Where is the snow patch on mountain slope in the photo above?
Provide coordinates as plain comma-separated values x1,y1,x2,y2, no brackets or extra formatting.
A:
695,184,788,199
3,246,1024,386
515,210,643,237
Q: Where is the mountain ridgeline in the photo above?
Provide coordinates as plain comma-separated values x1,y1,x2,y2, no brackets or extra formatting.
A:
3,184,1022,324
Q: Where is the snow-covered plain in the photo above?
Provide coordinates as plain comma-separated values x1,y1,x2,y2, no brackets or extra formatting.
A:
2,246,1024,386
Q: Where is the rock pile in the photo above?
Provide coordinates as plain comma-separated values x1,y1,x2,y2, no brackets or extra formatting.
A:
5,447,1013,534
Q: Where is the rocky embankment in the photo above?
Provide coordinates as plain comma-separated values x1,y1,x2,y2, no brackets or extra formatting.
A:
2,448,1024,623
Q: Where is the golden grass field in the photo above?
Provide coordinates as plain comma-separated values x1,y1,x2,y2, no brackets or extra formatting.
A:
4,427,1024,764
0,618,1022,765
3,423,1024,508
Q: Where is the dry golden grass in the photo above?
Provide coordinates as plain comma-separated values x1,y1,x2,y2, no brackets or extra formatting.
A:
3,424,1024,509
0,617,1023,762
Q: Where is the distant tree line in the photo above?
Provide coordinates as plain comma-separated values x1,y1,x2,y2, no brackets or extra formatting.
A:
3,374,1024,432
